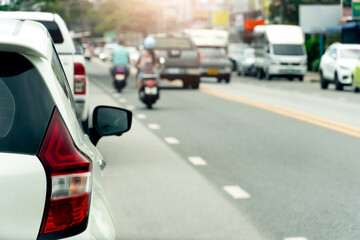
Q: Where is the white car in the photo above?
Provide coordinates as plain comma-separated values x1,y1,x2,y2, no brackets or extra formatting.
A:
319,42,360,90
0,19,132,239
0,11,90,129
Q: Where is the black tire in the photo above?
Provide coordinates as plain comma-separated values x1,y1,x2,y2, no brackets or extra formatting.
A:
334,73,343,91
320,71,328,89
224,75,231,83
298,76,304,81
237,70,242,76
146,103,152,109
257,68,263,80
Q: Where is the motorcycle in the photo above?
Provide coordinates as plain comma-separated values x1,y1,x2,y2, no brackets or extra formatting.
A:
138,73,160,109
111,64,128,92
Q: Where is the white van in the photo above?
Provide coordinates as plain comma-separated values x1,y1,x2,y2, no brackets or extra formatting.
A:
253,25,307,81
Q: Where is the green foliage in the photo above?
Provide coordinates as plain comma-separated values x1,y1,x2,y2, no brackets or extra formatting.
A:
305,35,320,71
311,57,320,71
96,0,158,35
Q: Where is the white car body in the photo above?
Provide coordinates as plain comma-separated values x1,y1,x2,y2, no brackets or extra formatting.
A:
319,43,360,89
0,19,118,239
0,11,89,123
253,25,307,80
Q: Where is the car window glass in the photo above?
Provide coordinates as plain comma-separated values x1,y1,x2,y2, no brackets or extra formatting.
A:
156,38,192,49
0,79,15,137
273,44,304,56
51,46,78,117
340,48,360,59
0,52,54,154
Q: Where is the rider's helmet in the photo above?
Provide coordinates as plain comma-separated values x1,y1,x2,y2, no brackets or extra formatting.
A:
144,36,156,49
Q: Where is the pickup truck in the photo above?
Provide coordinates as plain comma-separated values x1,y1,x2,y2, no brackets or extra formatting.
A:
0,12,90,129
154,34,201,89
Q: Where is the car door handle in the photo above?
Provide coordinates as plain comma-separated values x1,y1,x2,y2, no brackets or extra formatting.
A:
100,158,107,171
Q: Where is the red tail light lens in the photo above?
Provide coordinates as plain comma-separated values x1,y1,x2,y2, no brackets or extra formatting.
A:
74,63,86,95
38,108,91,239
146,80,155,87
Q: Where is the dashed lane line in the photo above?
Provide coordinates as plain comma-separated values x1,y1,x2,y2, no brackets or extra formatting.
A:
118,98,127,103
188,156,207,166
148,124,161,130
223,185,251,199
136,113,147,119
164,137,180,145
284,237,309,240
126,105,135,111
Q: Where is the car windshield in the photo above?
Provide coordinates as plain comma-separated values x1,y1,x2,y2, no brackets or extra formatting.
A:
228,44,243,54
273,44,304,55
156,38,192,49
244,49,255,58
340,48,360,59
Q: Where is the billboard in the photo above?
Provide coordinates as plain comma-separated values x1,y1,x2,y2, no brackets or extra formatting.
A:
212,9,229,26
299,5,341,34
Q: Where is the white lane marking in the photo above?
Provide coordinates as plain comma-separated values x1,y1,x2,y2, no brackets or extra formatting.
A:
126,105,135,110
223,185,251,199
119,98,127,103
188,156,207,166
284,238,309,240
136,113,147,119
311,92,320,96
164,137,180,144
112,93,118,97
148,124,160,130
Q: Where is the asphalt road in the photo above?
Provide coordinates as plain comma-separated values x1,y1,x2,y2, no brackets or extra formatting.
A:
86,59,360,240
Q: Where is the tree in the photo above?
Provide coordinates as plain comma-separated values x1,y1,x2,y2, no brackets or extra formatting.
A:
95,0,158,36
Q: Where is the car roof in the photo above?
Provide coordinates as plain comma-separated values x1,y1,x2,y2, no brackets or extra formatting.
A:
0,19,52,60
0,11,55,21
335,43,360,49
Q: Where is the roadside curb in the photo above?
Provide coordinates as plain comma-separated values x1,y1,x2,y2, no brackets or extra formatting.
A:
305,71,319,83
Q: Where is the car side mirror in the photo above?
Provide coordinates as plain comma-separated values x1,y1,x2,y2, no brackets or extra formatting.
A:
89,106,132,146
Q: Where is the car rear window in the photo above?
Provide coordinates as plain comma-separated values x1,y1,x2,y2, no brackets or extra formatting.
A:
0,52,54,155
199,47,226,57
156,38,193,50
37,20,64,43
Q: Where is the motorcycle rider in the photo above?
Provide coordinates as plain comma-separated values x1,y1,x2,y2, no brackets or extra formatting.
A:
135,36,162,89
110,40,130,78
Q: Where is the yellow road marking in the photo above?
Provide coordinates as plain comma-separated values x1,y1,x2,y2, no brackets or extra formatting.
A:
200,87,360,138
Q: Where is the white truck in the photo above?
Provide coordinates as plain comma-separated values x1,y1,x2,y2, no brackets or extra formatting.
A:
0,12,89,129
253,25,307,81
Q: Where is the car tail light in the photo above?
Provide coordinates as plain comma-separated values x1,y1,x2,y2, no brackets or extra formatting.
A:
74,63,86,95
37,107,91,239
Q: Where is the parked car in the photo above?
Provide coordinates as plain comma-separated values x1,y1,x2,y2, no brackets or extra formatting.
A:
154,34,201,89
199,47,232,83
253,25,307,81
228,43,248,71
0,19,132,240
237,48,256,76
0,11,90,130
319,43,360,90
